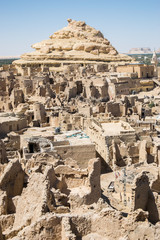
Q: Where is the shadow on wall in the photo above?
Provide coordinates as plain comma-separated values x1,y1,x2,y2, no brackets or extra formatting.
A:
96,151,113,174
114,143,126,167
147,191,159,224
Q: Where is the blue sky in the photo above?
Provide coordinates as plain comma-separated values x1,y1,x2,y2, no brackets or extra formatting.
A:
0,0,160,56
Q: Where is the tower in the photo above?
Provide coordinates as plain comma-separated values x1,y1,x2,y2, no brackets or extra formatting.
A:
151,50,158,77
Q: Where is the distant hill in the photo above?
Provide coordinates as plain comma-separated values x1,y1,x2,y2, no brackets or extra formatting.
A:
0,56,20,59
128,48,152,54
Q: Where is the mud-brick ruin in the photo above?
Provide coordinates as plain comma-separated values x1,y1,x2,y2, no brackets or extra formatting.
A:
0,19,160,239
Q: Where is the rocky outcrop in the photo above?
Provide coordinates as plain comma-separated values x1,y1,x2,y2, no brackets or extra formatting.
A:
128,47,152,54
14,19,132,68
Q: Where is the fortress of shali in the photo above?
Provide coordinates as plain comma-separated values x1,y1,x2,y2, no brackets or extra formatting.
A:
0,19,160,239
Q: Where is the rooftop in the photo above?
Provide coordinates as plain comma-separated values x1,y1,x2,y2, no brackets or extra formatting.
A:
54,130,92,145
101,121,135,136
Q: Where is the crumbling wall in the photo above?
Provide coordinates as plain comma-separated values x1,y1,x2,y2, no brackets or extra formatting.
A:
33,102,46,123
0,140,8,164
69,158,101,208
133,172,159,223
106,101,121,117
11,215,62,240
12,166,56,230
139,140,147,163
0,160,25,215
0,117,27,136
0,160,24,198
55,165,88,189
10,89,24,108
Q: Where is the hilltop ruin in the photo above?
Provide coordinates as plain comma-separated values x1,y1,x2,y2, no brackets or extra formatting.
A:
0,19,160,239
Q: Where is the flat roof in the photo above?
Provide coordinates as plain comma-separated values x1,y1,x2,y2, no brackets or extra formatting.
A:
101,121,135,136
21,126,54,139
54,130,92,146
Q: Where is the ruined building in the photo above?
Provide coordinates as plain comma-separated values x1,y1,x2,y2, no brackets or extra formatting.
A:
0,19,160,239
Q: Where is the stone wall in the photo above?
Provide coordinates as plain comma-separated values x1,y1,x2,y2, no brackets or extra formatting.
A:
54,144,96,168
0,117,27,136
